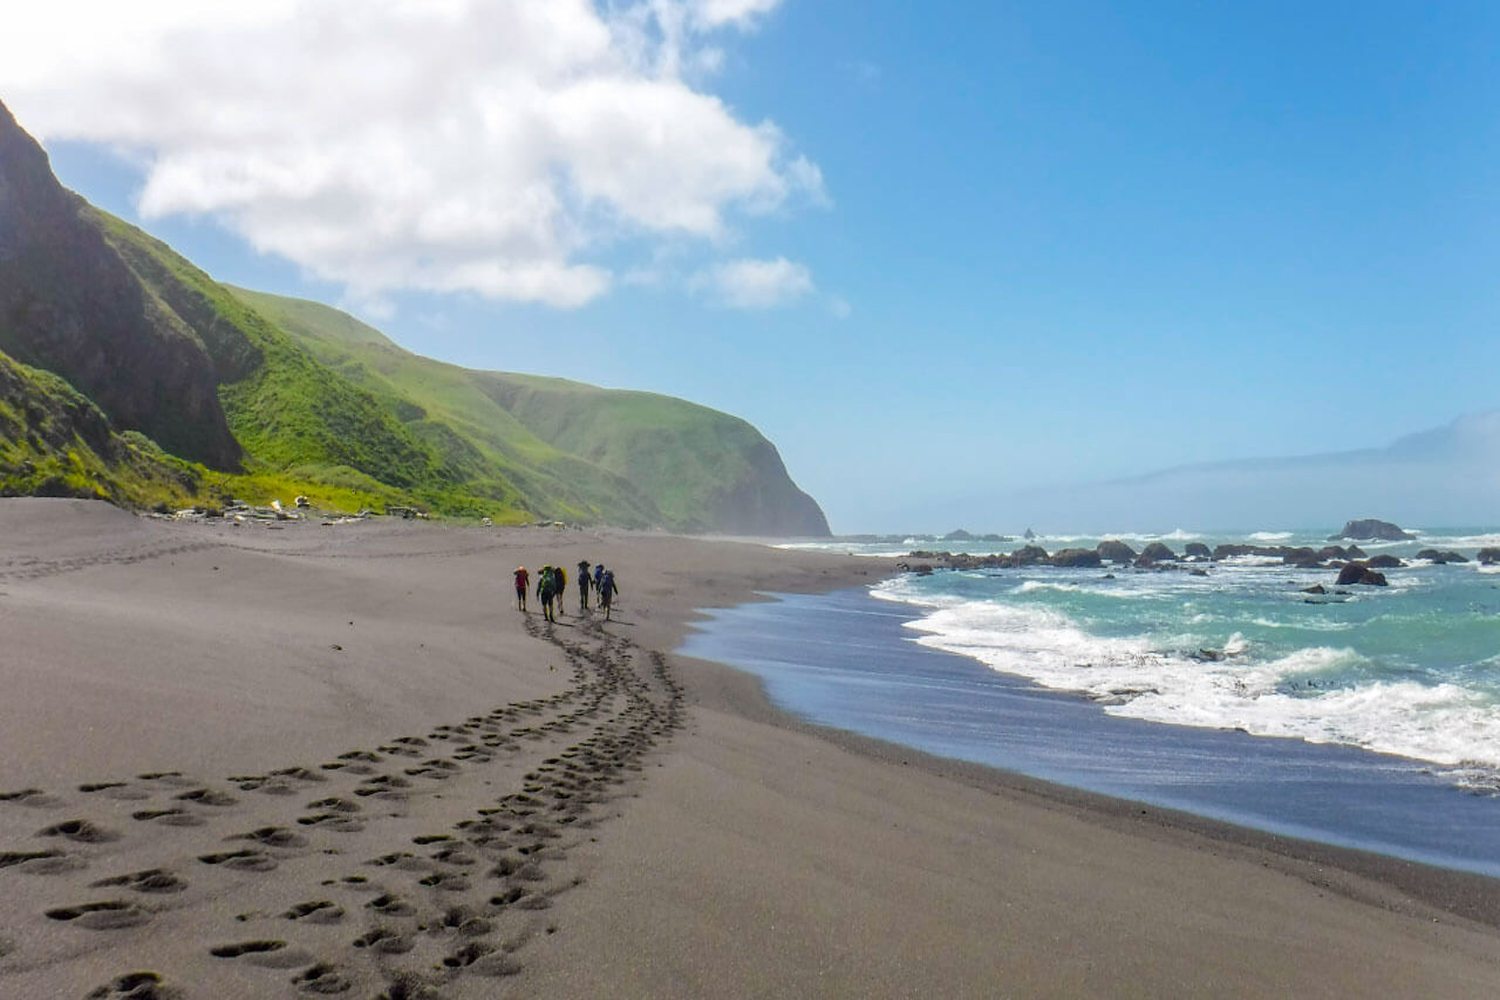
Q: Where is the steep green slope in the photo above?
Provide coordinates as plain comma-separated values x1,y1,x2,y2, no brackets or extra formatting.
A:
229,287,663,527
475,374,830,535
0,101,241,467
227,288,830,535
2,96,829,533
0,346,424,513
0,347,202,505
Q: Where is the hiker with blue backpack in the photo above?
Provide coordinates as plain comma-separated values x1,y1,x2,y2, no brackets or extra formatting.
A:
598,566,619,621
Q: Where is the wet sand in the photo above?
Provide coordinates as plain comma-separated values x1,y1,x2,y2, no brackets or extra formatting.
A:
0,498,1496,998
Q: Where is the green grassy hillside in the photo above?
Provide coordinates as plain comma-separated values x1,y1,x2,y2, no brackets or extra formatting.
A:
0,347,198,506
0,346,425,514
227,288,830,535
2,96,829,533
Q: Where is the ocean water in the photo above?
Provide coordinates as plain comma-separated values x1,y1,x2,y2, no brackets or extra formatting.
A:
680,527,1500,873
786,527,1500,791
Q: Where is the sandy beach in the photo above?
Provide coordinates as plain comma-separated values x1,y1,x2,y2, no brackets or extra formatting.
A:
1,498,1497,999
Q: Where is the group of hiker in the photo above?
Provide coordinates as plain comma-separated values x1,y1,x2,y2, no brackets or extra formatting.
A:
512,559,619,623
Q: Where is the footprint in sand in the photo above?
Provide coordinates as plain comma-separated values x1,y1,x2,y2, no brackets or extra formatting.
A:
198,849,277,872
365,892,414,916
437,905,491,937
131,808,205,828
297,813,365,833
291,962,353,994
90,869,188,894
1,848,85,875
0,788,62,808
175,788,238,807
417,871,471,892
37,819,119,844
228,826,308,849
283,900,345,924
351,925,413,954
85,970,184,999
45,900,151,930
79,781,150,801
208,939,315,969
307,797,361,813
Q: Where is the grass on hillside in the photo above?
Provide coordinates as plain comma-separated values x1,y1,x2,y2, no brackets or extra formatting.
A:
223,286,806,532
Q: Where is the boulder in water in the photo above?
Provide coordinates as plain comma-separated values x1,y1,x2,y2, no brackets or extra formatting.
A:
1051,548,1102,568
1329,519,1413,541
1479,547,1500,565
1416,549,1468,564
1095,540,1137,564
1183,542,1211,559
1336,561,1388,586
1301,584,1327,594
1010,545,1049,566
1137,542,1178,565
1365,554,1404,569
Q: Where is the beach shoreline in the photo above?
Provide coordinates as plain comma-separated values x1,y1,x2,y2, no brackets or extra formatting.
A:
2,498,1497,998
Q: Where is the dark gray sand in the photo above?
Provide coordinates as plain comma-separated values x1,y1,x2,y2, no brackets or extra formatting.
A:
0,498,1496,998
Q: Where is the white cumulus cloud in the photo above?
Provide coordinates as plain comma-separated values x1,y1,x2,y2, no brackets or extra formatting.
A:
696,256,814,308
0,0,818,309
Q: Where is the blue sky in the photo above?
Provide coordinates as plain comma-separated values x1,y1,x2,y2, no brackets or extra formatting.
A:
10,2,1500,532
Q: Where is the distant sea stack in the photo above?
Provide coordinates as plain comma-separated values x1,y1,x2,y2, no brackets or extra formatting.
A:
1329,519,1414,542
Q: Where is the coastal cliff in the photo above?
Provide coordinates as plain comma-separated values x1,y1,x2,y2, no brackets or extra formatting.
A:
0,99,829,535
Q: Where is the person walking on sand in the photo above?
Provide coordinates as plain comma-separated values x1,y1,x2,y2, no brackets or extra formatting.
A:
537,565,556,623
552,563,566,617
577,559,592,612
513,565,529,612
598,567,619,621
593,561,604,594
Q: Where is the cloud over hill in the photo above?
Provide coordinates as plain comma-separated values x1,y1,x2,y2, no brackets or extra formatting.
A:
0,1,822,310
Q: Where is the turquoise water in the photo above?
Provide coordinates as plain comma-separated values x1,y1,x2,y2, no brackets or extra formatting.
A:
680,588,1500,875
782,528,1500,791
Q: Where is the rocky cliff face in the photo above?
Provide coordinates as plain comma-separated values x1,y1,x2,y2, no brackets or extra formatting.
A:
0,99,241,468
705,435,831,537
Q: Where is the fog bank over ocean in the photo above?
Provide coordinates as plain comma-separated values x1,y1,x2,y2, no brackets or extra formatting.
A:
908,411,1500,536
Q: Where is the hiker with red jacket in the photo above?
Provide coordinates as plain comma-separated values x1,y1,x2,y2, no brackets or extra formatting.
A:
513,566,529,612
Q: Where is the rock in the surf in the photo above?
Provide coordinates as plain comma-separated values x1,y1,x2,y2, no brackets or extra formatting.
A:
1095,540,1137,564
1329,519,1413,541
1051,548,1102,567
1336,561,1388,586
1010,545,1050,566
1136,542,1178,565
1366,554,1404,569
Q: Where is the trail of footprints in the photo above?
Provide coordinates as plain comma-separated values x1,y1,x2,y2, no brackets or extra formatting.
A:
0,618,684,997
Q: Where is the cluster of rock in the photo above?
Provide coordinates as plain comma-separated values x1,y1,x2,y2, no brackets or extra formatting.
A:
902,538,1368,572
898,536,1495,587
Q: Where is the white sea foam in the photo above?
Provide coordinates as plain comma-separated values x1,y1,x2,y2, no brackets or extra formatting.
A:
1250,617,1355,632
871,577,1500,772
1413,531,1500,548
772,542,908,558
1014,580,1082,595
1248,531,1294,542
